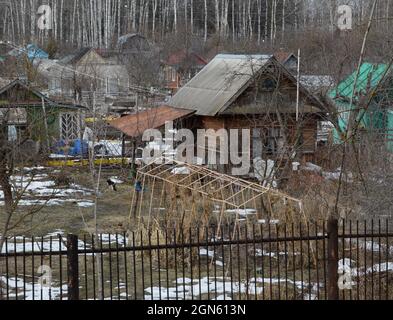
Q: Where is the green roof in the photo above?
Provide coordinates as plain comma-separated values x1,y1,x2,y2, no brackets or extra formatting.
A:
329,62,390,102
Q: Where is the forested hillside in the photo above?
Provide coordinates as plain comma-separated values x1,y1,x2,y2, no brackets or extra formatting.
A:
0,1,392,77
0,0,391,47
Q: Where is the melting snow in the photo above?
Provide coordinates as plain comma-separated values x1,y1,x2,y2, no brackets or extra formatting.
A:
0,170,94,208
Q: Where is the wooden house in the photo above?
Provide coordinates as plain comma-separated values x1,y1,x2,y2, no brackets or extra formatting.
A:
110,54,327,175
161,50,208,94
0,79,85,149
42,48,129,113
168,54,326,165
117,34,152,54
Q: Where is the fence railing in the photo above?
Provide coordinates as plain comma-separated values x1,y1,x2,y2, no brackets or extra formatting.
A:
0,219,392,301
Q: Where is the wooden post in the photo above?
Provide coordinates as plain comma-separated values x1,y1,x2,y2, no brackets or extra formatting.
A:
327,218,339,300
121,133,126,164
130,138,136,179
41,98,51,154
67,234,79,300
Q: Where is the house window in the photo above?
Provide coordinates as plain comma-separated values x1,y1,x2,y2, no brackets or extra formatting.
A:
106,78,120,94
261,78,277,91
265,128,284,155
165,67,177,82
49,78,61,92
60,113,80,140
252,128,264,158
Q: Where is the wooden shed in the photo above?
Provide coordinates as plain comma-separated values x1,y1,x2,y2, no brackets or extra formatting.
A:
0,79,85,148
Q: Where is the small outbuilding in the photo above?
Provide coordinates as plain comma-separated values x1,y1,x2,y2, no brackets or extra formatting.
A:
0,79,85,150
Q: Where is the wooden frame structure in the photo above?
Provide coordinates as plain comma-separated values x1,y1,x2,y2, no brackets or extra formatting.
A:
129,158,303,233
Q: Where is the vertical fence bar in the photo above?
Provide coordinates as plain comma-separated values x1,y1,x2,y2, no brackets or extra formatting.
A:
67,234,79,301
327,218,339,300
5,238,9,300
229,226,234,300
197,227,202,301
221,225,226,300
92,235,96,300
83,235,88,300
236,227,241,300
49,236,53,301
189,228,194,300
59,236,63,300
123,232,129,300
268,223,273,300
341,220,345,301
108,234,113,300
31,236,34,301
140,232,145,301
115,234,120,301
378,220,382,300
315,222,320,301
356,221,360,301
40,237,44,300
245,224,249,300
364,221,367,300
132,232,137,300
284,224,289,300
148,232,154,301
157,230,162,301
349,220,353,300
276,224,281,300
386,220,389,301
100,234,105,300
181,230,186,300
14,237,18,300
371,220,374,300
307,223,311,300
252,224,257,300
23,237,26,300
322,222,327,300
291,223,296,299
174,229,178,300
299,224,304,299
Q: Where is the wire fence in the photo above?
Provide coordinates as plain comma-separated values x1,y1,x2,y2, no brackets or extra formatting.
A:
0,219,392,300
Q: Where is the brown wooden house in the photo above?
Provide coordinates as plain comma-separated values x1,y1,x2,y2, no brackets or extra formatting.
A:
168,54,326,164
110,54,327,175
161,50,208,95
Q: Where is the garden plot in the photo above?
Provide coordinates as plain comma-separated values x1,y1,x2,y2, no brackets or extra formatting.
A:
143,276,321,301
0,275,68,300
0,231,127,254
0,168,95,208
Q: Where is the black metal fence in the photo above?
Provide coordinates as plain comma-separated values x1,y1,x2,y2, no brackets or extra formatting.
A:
0,219,392,300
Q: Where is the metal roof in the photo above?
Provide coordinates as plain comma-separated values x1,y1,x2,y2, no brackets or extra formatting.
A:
58,48,93,65
168,54,273,116
300,75,335,92
8,44,49,60
0,79,86,110
329,63,390,102
109,106,194,138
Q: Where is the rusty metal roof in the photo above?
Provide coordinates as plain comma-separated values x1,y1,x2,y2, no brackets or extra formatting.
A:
109,106,195,137
168,54,273,116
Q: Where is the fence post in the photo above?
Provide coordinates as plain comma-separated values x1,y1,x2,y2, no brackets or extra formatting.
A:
327,218,339,300
67,234,79,300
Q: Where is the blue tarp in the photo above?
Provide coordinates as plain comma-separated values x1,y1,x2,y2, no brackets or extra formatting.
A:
52,139,89,157
8,44,49,60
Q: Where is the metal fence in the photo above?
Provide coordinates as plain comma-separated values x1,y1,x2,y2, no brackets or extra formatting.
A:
0,219,392,301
